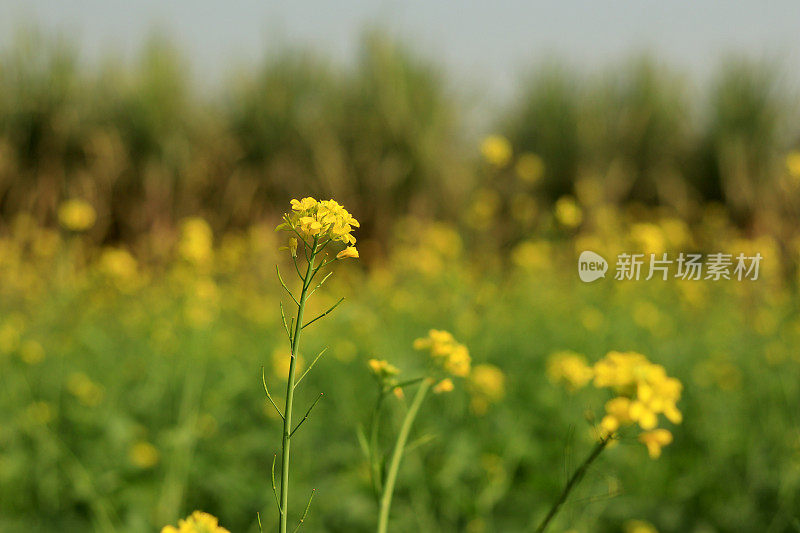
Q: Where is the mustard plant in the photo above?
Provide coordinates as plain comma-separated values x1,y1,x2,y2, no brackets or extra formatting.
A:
537,350,683,532
364,329,471,533
264,198,360,533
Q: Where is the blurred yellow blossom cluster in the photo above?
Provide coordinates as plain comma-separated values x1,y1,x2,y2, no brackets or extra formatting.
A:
57,199,97,232
480,135,512,168
277,197,360,258
468,364,506,414
548,350,682,458
161,511,229,533
414,329,472,377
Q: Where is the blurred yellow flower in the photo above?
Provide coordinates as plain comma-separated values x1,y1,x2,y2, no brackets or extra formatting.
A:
161,511,230,533
469,364,506,415
337,246,359,259
786,150,800,179
515,152,544,183
469,364,506,403
433,378,454,394
19,339,45,365
600,396,633,435
67,372,105,407
414,329,471,377
547,351,593,390
554,196,583,228
58,199,96,232
179,217,214,264
368,358,400,379
129,441,160,469
100,248,139,287
638,429,673,458
480,135,512,167
26,401,54,424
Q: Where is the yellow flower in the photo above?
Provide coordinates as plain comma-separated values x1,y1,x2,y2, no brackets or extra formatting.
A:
179,217,213,264
638,429,673,458
337,246,359,259
100,248,139,287
129,441,160,469
279,198,360,250
414,329,471,377
161,511,230,533
433,378,454,394
624,519,659,533
515,152,544,183
468,364,506,415
67,372,105,407
480,135,512,167
19,339,45,365
469,364,506,403
547,351,593,390
58,199,96,232
368,358,400,379
554,196,583,228
786,150,800,178
599,397,634,435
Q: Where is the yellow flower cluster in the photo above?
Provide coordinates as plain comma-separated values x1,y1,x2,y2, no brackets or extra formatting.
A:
161,511,230,533
368,358,400,380
548,350,682,459
413,329,471,377
278,198,359,258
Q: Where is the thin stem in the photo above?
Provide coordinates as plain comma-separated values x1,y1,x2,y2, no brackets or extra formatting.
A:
533,435,612,533
369,391,386,499
377,379,431,533
302,297,344,330
290,393,323,438
294,348,328,389
279,237,318,533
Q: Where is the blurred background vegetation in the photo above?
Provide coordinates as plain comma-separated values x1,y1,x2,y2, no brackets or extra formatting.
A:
2,30,799,252
2,28,800,533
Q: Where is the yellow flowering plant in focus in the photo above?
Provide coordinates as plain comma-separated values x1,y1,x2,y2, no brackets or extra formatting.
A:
536,350,683,532
263,197,360,533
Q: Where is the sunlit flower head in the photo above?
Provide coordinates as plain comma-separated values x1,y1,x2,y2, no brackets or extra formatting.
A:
161,511,230,533
278,198,360,257
58,199,97,232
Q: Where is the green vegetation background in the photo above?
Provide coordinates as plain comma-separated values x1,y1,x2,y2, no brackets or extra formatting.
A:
1,30,799,532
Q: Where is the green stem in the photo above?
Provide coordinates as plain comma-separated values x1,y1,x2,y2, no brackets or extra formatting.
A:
377,379,431,533
279,238,317,533
369,391,386,499
533,436,611,533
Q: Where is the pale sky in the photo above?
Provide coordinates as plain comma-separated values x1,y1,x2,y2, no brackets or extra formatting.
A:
2,1,799,96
